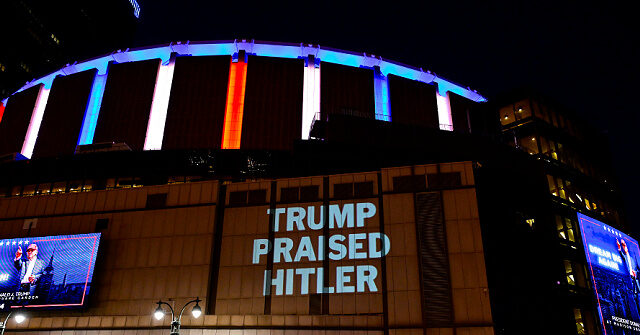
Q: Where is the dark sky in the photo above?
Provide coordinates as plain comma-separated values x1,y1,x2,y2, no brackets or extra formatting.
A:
131,0,639,232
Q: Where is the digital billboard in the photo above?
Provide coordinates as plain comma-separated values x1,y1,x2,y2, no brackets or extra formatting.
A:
578,213,640,334
0,233,100,310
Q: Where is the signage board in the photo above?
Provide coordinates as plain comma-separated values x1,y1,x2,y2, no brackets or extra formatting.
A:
0,233,101,310
579,213,640,334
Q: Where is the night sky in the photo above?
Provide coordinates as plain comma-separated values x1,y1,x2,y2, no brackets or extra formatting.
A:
131,0,638,233
7,1,639,233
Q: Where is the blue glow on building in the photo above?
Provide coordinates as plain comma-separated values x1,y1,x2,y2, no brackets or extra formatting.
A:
129,0,141,18
374,70,392,122
78,73,108,145
3,41,486,115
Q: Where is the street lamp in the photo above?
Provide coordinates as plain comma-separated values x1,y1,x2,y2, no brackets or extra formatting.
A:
153,297,201,335
1,311,27,335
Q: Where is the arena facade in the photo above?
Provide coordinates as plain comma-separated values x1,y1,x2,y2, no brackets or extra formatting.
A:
0,40,623,335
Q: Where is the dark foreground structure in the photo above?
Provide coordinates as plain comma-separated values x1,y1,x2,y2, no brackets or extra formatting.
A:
0,41,627,335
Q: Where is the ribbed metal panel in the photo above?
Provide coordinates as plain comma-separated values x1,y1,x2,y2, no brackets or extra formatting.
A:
0,85,41,156
415,192,453,325
162,56,230,150
93,59,159,150
449,91,473,134
388,74,439,129
241,56,303,150
320,62,375,120
32,69,96,158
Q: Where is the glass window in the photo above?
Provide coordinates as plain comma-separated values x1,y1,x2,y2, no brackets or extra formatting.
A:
11,185,23,197
548,139,558,160
537,103,551,123
68,180,83,192
82,181,93,192
547,175,558,197
513,99,532,120
556,177,566,199
519,135,539,155
35,183,52,195
556,142,565,163
574,308,587,335
51,181,66,194
500,105,515,126
540,137,551,156
564,260,576,285
556,216,576,243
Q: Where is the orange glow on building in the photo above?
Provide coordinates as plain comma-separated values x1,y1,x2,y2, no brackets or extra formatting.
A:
221,59,248,149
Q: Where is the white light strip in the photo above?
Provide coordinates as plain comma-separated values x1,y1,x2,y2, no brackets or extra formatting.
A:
144,57,176,150
436,91,453,131
301,60,320,140
21,85,50,158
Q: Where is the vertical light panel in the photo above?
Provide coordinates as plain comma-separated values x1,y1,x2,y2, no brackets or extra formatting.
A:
221,58,248,149
21,85,51,158
436,91,453,131
301,58,320,140
78,72,108,145
374,69,391,122
143,56,176,150
0,100,6,123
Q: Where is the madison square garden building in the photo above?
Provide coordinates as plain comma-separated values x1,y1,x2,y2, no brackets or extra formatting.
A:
0,40,631,335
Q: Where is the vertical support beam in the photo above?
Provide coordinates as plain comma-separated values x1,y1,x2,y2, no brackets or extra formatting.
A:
221,55,248,149
144,54,177,150
301,55,320,140
374,66,391,122
436,90,453,131
78,71,108,145
21,84,51,158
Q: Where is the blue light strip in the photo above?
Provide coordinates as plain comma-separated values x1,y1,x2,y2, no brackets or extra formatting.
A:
77,72,108,145
129,0,141,18
374,70,391,122
3,41,485,111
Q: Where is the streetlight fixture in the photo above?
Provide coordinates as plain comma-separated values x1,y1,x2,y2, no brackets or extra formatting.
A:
153,297,202,335
1,311,27,335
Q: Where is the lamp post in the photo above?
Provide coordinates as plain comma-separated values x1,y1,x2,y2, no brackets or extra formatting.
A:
0,311,27,335
154,297,202,335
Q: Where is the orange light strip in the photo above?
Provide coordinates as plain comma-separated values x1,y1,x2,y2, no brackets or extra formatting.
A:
221,59,248,149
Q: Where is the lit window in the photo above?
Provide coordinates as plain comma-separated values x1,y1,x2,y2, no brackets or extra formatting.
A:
574,308,587,335
564,260,576,286
556,215,576,243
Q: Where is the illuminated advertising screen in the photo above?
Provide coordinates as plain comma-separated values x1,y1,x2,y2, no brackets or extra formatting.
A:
578,213,640,334
0,233,100,310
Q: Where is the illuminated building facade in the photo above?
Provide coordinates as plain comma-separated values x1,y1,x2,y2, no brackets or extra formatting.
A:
0,41,626,335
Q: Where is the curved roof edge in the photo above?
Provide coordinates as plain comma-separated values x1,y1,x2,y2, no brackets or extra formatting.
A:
6,39,487,103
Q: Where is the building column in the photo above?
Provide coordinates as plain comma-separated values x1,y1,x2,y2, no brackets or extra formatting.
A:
144,54,177,150
374,66,391,122
221,51,248,149
436,90,453,131
77,70,108,145
21,84,51,158
301,55,320,140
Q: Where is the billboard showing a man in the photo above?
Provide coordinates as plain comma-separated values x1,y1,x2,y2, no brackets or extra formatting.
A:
0,233,101,310
579,213,640,334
